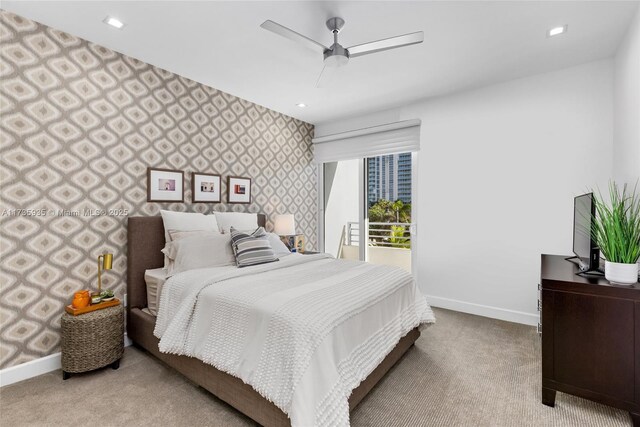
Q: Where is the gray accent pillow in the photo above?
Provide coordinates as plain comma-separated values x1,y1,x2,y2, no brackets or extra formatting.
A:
230,227,279,268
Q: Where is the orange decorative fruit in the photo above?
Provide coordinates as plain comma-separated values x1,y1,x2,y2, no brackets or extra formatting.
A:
72,290,90,309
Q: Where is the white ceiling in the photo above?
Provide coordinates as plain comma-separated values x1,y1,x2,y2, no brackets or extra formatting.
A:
2,1,638,124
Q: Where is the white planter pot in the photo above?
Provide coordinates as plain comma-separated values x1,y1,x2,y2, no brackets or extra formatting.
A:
604,261,639,285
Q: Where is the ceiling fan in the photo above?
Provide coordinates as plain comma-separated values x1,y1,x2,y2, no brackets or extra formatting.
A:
260,17,423,87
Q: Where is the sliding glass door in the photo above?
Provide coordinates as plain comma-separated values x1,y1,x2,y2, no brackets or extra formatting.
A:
314,120,420,276
365,153,412,272
322,152,414,273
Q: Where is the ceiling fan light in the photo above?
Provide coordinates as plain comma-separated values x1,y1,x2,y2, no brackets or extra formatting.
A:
324,54,349,67
324,43,349,67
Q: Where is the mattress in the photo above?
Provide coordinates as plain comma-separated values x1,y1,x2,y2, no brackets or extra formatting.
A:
144,267,168,316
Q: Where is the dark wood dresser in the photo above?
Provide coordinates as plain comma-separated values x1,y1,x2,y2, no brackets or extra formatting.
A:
540,254,640,425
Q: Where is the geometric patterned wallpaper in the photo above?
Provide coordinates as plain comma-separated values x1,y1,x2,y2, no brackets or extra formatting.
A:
0,10,316,369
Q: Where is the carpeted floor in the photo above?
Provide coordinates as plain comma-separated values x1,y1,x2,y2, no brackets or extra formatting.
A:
0,308,632,426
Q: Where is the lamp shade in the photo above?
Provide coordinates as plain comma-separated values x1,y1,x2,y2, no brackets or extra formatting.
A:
97,253,113,294
102,253,113,270
274,214,296,236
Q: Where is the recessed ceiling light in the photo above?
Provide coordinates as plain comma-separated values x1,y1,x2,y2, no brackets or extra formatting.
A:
547,25,567,37
296,103,307,108
104,16,125,29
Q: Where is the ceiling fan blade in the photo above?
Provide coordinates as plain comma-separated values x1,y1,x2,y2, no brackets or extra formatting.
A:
347,31,424,58
260,20,328,53
315,65,341,88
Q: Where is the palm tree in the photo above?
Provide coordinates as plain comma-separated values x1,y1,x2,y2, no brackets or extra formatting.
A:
368,199,412,247
392,200,403,222
392,200,411,223
369,199,394,222
389,225,411,248
369,199,411,223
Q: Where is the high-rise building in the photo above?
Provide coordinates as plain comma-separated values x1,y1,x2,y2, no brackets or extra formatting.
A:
367,153,412,205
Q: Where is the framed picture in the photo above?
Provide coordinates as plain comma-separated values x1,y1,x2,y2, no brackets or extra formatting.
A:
147,167,184,202
192,172,221,203
227,176,252,204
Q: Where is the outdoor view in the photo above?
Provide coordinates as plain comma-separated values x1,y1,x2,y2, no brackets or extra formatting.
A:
366,199,411,249
325,153,412,272
367,152,412,249
325,153,411,271
345,153,412,249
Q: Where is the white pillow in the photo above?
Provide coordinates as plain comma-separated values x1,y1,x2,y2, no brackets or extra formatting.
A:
160,210,220,267
144,268,168,316
164,230,223,272
162,233,235,276
168,230,221,241
267,233,291,257
213,212,258,233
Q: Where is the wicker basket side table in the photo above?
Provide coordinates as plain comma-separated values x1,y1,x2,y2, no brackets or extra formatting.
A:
61,304,124,380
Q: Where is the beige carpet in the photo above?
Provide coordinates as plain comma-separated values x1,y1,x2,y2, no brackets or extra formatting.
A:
0,308,631,426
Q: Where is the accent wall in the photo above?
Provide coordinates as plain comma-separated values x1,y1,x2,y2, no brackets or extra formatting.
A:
0,10,316,369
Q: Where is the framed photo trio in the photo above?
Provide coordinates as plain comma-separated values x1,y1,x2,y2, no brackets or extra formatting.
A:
147,168,252,205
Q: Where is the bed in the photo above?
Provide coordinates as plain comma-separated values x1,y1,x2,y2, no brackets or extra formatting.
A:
127,215,433,426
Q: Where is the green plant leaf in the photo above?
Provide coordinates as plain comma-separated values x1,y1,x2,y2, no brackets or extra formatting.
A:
591,181,640,264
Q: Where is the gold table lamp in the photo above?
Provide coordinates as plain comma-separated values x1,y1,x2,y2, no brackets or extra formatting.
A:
97,253,113,294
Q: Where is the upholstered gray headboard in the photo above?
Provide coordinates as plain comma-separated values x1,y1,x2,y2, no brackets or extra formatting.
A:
126,214,266,317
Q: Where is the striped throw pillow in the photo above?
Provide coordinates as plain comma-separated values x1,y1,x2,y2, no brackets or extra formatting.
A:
229,227,279,267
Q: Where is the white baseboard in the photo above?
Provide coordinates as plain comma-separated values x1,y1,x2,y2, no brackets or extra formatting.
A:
0,334,132,388
426,295,539,326
0,352,62,388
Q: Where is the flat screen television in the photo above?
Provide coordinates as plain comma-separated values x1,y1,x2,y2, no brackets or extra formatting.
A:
572,193,601,273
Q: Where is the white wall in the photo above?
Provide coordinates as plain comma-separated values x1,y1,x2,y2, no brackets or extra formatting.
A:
316,60,614,324
324,159,360,258
614,6,640,185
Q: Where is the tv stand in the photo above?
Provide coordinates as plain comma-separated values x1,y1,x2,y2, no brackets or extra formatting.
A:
540,254,640,426
576,269,605,277
563,255,604,276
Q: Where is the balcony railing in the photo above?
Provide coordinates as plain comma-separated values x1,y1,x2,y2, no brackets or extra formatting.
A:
346,222,411,249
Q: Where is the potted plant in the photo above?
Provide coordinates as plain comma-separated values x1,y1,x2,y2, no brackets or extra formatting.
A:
591,182,640,284
100,289,115,301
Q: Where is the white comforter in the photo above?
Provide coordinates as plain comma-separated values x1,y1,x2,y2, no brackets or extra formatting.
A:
154,253,435,427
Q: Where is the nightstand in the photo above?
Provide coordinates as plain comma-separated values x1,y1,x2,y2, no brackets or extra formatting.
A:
280,234,305,253
61,304,124,379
